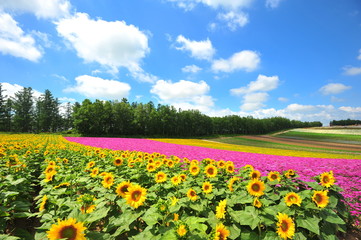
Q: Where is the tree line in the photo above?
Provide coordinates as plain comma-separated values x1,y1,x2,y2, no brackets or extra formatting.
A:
330,119,361,126
0,84,322,136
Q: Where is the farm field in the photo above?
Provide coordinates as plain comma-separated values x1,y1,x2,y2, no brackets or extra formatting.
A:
1,134,360,239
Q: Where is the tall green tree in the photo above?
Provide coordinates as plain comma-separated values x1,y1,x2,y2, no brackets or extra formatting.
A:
12,87,34,132
0,83,7,131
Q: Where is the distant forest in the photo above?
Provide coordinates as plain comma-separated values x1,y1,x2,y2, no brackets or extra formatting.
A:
0,84,322,137
330,119,361,126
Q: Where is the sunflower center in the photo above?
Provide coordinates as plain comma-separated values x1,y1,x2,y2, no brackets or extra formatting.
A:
190,191,196,197
60,226,77,240
322,176,329,183
281,220,289,232
315,194,323,203
131,190,141,201
271,174,277,180
116,160,121,164
251,183,260,192
289,195,296,202
121,186,129,193
208,168,214,175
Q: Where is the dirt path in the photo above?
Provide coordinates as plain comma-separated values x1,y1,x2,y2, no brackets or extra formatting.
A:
239,135,361,152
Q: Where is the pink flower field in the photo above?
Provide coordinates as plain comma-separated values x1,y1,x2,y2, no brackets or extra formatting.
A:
65,137,361,217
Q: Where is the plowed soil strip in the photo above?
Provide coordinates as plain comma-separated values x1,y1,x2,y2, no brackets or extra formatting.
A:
240,135,361,152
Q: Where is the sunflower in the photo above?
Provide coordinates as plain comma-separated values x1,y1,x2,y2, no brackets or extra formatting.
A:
177,224,187,237
155,171,167,183
170,196,179,206
205,165,218,178
47,218,86,240
214,223,230,240
247,179,265,197
39,195,48,212
114,157,123,166
45,165,57,175
173,213,179,221
284,192,302,207
267,171,281,182
319,171,335,188
171,175,182,186
253,198,262,208
146,163,156,172
249,170,261,179
202,182,213,194
80,205,96,214
179,173,187,182
276,213,295,240
190,159,199,165
225,163,235,174
167,160,175,168
116,181,133,198
90,167,99,178
285,169,296,178
86,161,95,169
243,164,254,171
53,182,70,189
102,173,114,189
187,188,197,201
228,177,238,192
216,199,227,219
312,190,329,208
45,173,54,182
189,165,200,176
217,160,226,169
125,184,147,209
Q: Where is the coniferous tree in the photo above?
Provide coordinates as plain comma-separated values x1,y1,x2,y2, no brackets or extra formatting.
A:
0,83,6,131
12,87,34,132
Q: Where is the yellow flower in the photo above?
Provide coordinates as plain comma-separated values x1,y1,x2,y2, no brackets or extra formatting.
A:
125,184,147,209
187,188,197,201
116,181,133,198
173,213,179,221
102,173,114,189
225,163,235,174
285,169,296,178
39,195,48,212
171,175,182,186
205,165,218,178
90,167,99,177
179,173,187,182
80,205,96,214
177,224,187,237
284,192,302,207
312,190,329,208
249,170,261,179
215,199,227,219
167,160,175,168
228,177,238,192
47,218,86,240
114,157,123,166
189,165,200,176
319,171,335,188
170,196,179,206
247,179,265,197
214,223,230,240
253,198,262,208
267,171,281,182
276,213,295,240
86,161,95,169
202,182,213,194
155,171,167,183
53,182,70,189
146,163,156,172
217,160,226,168
243,164,254,171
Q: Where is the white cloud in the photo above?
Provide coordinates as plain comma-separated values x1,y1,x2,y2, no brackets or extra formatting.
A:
0,13,42,61
286,103,316,112
265,0,285,8
0,0,71,19
212,50,260,73
240,92,268,111
339,106,361,113
231,75,279,95
175,35,215,61
217,11,249,31
56,12,149,73
1,82,42,99
150,79,215,111
278,97,288,102
166,0,254,11
358,49,361,60
58,97,76,102
64,75,131,100
182,64,202,73
343,66,361,76
319,83,351,95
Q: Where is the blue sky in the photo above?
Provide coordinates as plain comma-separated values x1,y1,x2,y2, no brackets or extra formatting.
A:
0,0,360,125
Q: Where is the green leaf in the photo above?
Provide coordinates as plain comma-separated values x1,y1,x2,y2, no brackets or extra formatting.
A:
320,209,345,225
293,231,308,240
86,232,112,240
228,223,241,240
142,206,161,226
85,206,110,223
12,178,26,185
230,209,260,230
0,234,20,240
296,216,320,235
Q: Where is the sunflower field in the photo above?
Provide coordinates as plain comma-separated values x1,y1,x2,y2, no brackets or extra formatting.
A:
0,134,358,240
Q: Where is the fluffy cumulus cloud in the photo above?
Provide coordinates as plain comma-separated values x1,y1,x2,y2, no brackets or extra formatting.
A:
0,13,42,61
150,79,215,111
339,106,361,113
212,50,260,73
175,35,215,61
319,83,351,95
240,92,269,111
56,13,149,73
182,64,202,73
165,0,254,11
64,75,131,99
343,66,361,76
231,75,279,95
217,11,249,31
1,82,42,99
0,0,71,19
